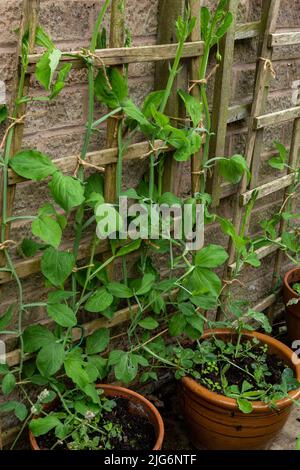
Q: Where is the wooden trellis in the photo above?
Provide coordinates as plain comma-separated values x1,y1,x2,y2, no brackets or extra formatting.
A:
223,0,300,316
1,0,299,445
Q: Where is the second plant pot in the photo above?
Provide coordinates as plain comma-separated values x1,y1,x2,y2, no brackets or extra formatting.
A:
283,267,300,343
29,384,164,451
180,329,300,450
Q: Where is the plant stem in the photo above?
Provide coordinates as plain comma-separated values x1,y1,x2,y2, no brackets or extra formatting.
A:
71,0,111,308
198,45,211,192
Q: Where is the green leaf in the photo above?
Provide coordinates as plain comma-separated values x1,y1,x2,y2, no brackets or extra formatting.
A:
110,68,128,103
282,232,300,253
36,49,62,90
23,324,56,353
142,91,165,118
64,350,90,389
123,99,149,126
268,141,288,170
244,251,261,267
94,68,128,109
158,192,181,206
46,303,77,327
201,7,211,41
48,290,74,304
86,328,110,355
107,282,133,299
0,364,9,374
237,397,253,414
35,26,55,49
248,310,272,334
116,239,142,257
169,313,186,336
178,90,202,127
50,63,72,99
191,295,218,310
85,173,104,200
29,416,61,437
37,342,65,377
49,171,85,212
293,283,300,295
94,69,119,108
14,402,28,421
85,288,113,313
186,315,204,334
192,267,222,296
0,305,13,331
2,373,16,395
114,352,138,384
0,104,8,124
0,401,27,421
215,12,233,39
32,215,62,249
178,303,195,317
108,350,124,366
138,317,159,330
41,247,75,287
135,273,156,296
218,216,246,251
195,244,228,268
9,150,57,181
268,156,285,170
20,238,44,257
218,155,250,184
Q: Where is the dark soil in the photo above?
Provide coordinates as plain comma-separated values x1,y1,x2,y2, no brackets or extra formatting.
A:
195,347,286,393
37,397,156,451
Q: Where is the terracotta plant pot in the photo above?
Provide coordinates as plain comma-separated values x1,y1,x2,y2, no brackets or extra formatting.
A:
29,384,164,450
283,267,300,343
180,329,300,450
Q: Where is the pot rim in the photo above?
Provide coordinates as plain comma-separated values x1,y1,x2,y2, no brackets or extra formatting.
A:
283,267,300,298
29,384,164,451
181,328,300,412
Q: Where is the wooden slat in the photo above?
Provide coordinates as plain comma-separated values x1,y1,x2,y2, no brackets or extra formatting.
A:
269,31,300,47
7,100,254,187
253,293,277,312
27,42,204,71
235,21,262,40
8,140,168,185
254,106,300,130
0,237,110,284
207,0,239,206
240,173,296,206
228,239,281,272
227,102,251,123
25,22,264,72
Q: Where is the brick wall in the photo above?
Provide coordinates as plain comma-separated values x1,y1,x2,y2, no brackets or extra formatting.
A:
0,0,300,428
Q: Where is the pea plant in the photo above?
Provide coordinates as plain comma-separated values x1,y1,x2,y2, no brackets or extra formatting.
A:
0,0,252,449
